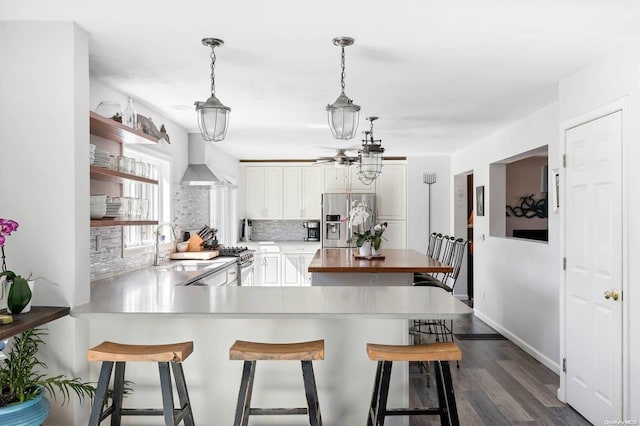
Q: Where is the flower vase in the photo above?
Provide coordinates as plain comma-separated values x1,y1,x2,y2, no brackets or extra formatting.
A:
358,241,372,257
371,245,381,256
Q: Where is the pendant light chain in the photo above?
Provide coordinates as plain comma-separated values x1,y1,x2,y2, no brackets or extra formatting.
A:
210,47,217,97
340,46,346,94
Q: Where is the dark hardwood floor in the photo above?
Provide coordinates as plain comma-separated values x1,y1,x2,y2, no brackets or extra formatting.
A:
409,316,591,425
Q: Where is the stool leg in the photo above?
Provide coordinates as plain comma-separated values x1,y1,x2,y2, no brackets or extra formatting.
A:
234,360,256,426
440,361,460,426
433,361,450,426
159,362,177,426
110,362,126,426
301,360,323,426
367,361,383,426
369,361,392,426
172,362,195,426
89,361,114,426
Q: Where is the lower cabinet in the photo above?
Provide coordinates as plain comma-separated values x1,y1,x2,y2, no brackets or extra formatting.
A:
251,244,319,286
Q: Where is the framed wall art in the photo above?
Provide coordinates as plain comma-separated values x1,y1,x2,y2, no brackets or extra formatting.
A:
476,185,485,216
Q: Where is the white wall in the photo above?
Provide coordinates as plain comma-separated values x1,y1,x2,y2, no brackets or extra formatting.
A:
451,102,561,371
0,21,90,424
558,39,639,420
406,155,451,250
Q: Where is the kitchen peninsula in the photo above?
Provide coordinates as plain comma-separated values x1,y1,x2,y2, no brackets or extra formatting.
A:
73,275,471,425
308,248,452,286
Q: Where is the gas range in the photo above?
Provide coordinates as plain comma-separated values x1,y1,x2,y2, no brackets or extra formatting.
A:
217,246,254,264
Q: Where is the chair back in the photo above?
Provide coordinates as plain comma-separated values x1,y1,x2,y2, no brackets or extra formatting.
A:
426,232,438,257
431,233,444,260
441,238,468,291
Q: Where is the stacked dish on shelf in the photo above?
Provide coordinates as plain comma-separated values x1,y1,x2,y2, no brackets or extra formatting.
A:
89,144,96,165
104,199,123,219
93,150,110,168
90,195,107,219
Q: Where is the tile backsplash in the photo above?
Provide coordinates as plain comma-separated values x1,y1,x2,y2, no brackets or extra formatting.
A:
90,185,210,279
249,220,310,241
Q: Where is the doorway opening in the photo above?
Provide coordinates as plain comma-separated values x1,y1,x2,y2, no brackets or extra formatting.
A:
453,171,474,303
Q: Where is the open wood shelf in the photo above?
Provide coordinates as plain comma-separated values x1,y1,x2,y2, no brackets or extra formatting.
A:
90,165,158,185
91,219,158,227
90,111,159,145
0,306,70,340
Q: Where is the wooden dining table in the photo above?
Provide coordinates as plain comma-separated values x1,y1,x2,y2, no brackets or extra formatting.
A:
308,248,452,286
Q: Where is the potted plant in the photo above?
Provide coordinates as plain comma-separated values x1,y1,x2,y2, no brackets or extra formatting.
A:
0,218,33,314
0,328,95,425
345,201,375,256
371,222,388,256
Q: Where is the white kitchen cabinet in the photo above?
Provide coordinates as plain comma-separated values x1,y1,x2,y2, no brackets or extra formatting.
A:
245,166,283,219
282,253,303,286
380,220,407,249
283,167,322,219
323,166,375,193
261,253,281,286
376,163,406,220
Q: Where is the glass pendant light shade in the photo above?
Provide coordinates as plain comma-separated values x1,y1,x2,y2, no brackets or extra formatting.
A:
327,37,360,140
357,117,385,185
195,37,230,142
327,93,360,140
195,94,230,142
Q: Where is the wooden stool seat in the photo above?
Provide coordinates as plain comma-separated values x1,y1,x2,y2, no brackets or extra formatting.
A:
367,342,462,426
230,339,324,361
88,341,193,363
367,342,461,362
88,340,195,426
231,339,324,426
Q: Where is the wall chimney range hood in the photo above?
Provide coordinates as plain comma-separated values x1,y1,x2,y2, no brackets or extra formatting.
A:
180,137,228,187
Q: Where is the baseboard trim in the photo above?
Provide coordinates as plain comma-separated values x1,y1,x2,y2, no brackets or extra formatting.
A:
473,310,560,375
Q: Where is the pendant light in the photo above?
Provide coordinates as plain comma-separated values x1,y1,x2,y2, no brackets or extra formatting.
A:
357,117,385,185
195,38,231,142
326,37,361,140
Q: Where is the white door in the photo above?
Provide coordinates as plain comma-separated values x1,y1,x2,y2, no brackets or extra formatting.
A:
565,111,622,423
301,167,322,219
376,164,407,220
263,168,283,219
245,167,265,218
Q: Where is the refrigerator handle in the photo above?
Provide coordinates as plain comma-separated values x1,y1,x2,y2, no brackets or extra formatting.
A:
345,197,351,245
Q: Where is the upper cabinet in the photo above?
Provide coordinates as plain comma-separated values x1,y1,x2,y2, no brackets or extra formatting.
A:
89,112,159,227
376,163,407,220
283,167,322,220
323,166,375,193
245,166,284,219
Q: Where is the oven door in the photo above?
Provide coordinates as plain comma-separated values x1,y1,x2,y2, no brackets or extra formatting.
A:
239,260,255,286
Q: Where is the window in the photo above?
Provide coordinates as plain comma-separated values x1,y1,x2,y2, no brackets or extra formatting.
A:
122,147,171,251
210,184,237,246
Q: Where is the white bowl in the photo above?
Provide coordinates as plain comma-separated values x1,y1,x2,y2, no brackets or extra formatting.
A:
176,242,189,252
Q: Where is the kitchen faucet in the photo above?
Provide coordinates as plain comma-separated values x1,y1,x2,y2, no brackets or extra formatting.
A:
154,222,177,266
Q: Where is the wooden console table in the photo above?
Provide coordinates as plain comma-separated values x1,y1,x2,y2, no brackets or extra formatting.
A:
0,306,70,340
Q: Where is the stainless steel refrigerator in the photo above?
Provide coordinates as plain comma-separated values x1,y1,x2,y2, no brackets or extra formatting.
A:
321,193,376,248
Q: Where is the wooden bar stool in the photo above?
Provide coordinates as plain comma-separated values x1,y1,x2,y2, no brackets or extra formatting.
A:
88,341,195,426
229,339,324,426
366,342,462,426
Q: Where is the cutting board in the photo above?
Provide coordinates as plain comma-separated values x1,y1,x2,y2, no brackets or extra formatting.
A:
169,250,219,260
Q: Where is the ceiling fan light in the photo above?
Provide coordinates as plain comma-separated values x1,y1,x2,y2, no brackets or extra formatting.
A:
195,94,231,142
327,93,360,140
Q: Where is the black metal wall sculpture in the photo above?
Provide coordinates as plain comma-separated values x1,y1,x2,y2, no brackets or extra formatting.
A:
506,194,547,218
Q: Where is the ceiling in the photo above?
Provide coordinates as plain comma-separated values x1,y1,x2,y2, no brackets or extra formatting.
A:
1,0,637,159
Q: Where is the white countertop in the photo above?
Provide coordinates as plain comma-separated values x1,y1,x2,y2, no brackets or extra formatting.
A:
72,283,472,319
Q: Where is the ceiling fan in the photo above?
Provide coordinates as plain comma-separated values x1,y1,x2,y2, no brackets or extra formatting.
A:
314,149,358,166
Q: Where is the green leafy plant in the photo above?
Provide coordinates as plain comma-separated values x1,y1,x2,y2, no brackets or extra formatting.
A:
0,271,32,314
0,328,95,408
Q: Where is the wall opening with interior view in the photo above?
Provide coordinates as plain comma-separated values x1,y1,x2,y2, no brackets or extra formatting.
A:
489,146,549,242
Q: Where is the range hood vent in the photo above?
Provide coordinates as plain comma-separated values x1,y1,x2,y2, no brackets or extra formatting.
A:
180,164,224,186
181,136,235,187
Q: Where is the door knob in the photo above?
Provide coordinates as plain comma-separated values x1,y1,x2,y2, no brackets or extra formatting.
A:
604,289,619,301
